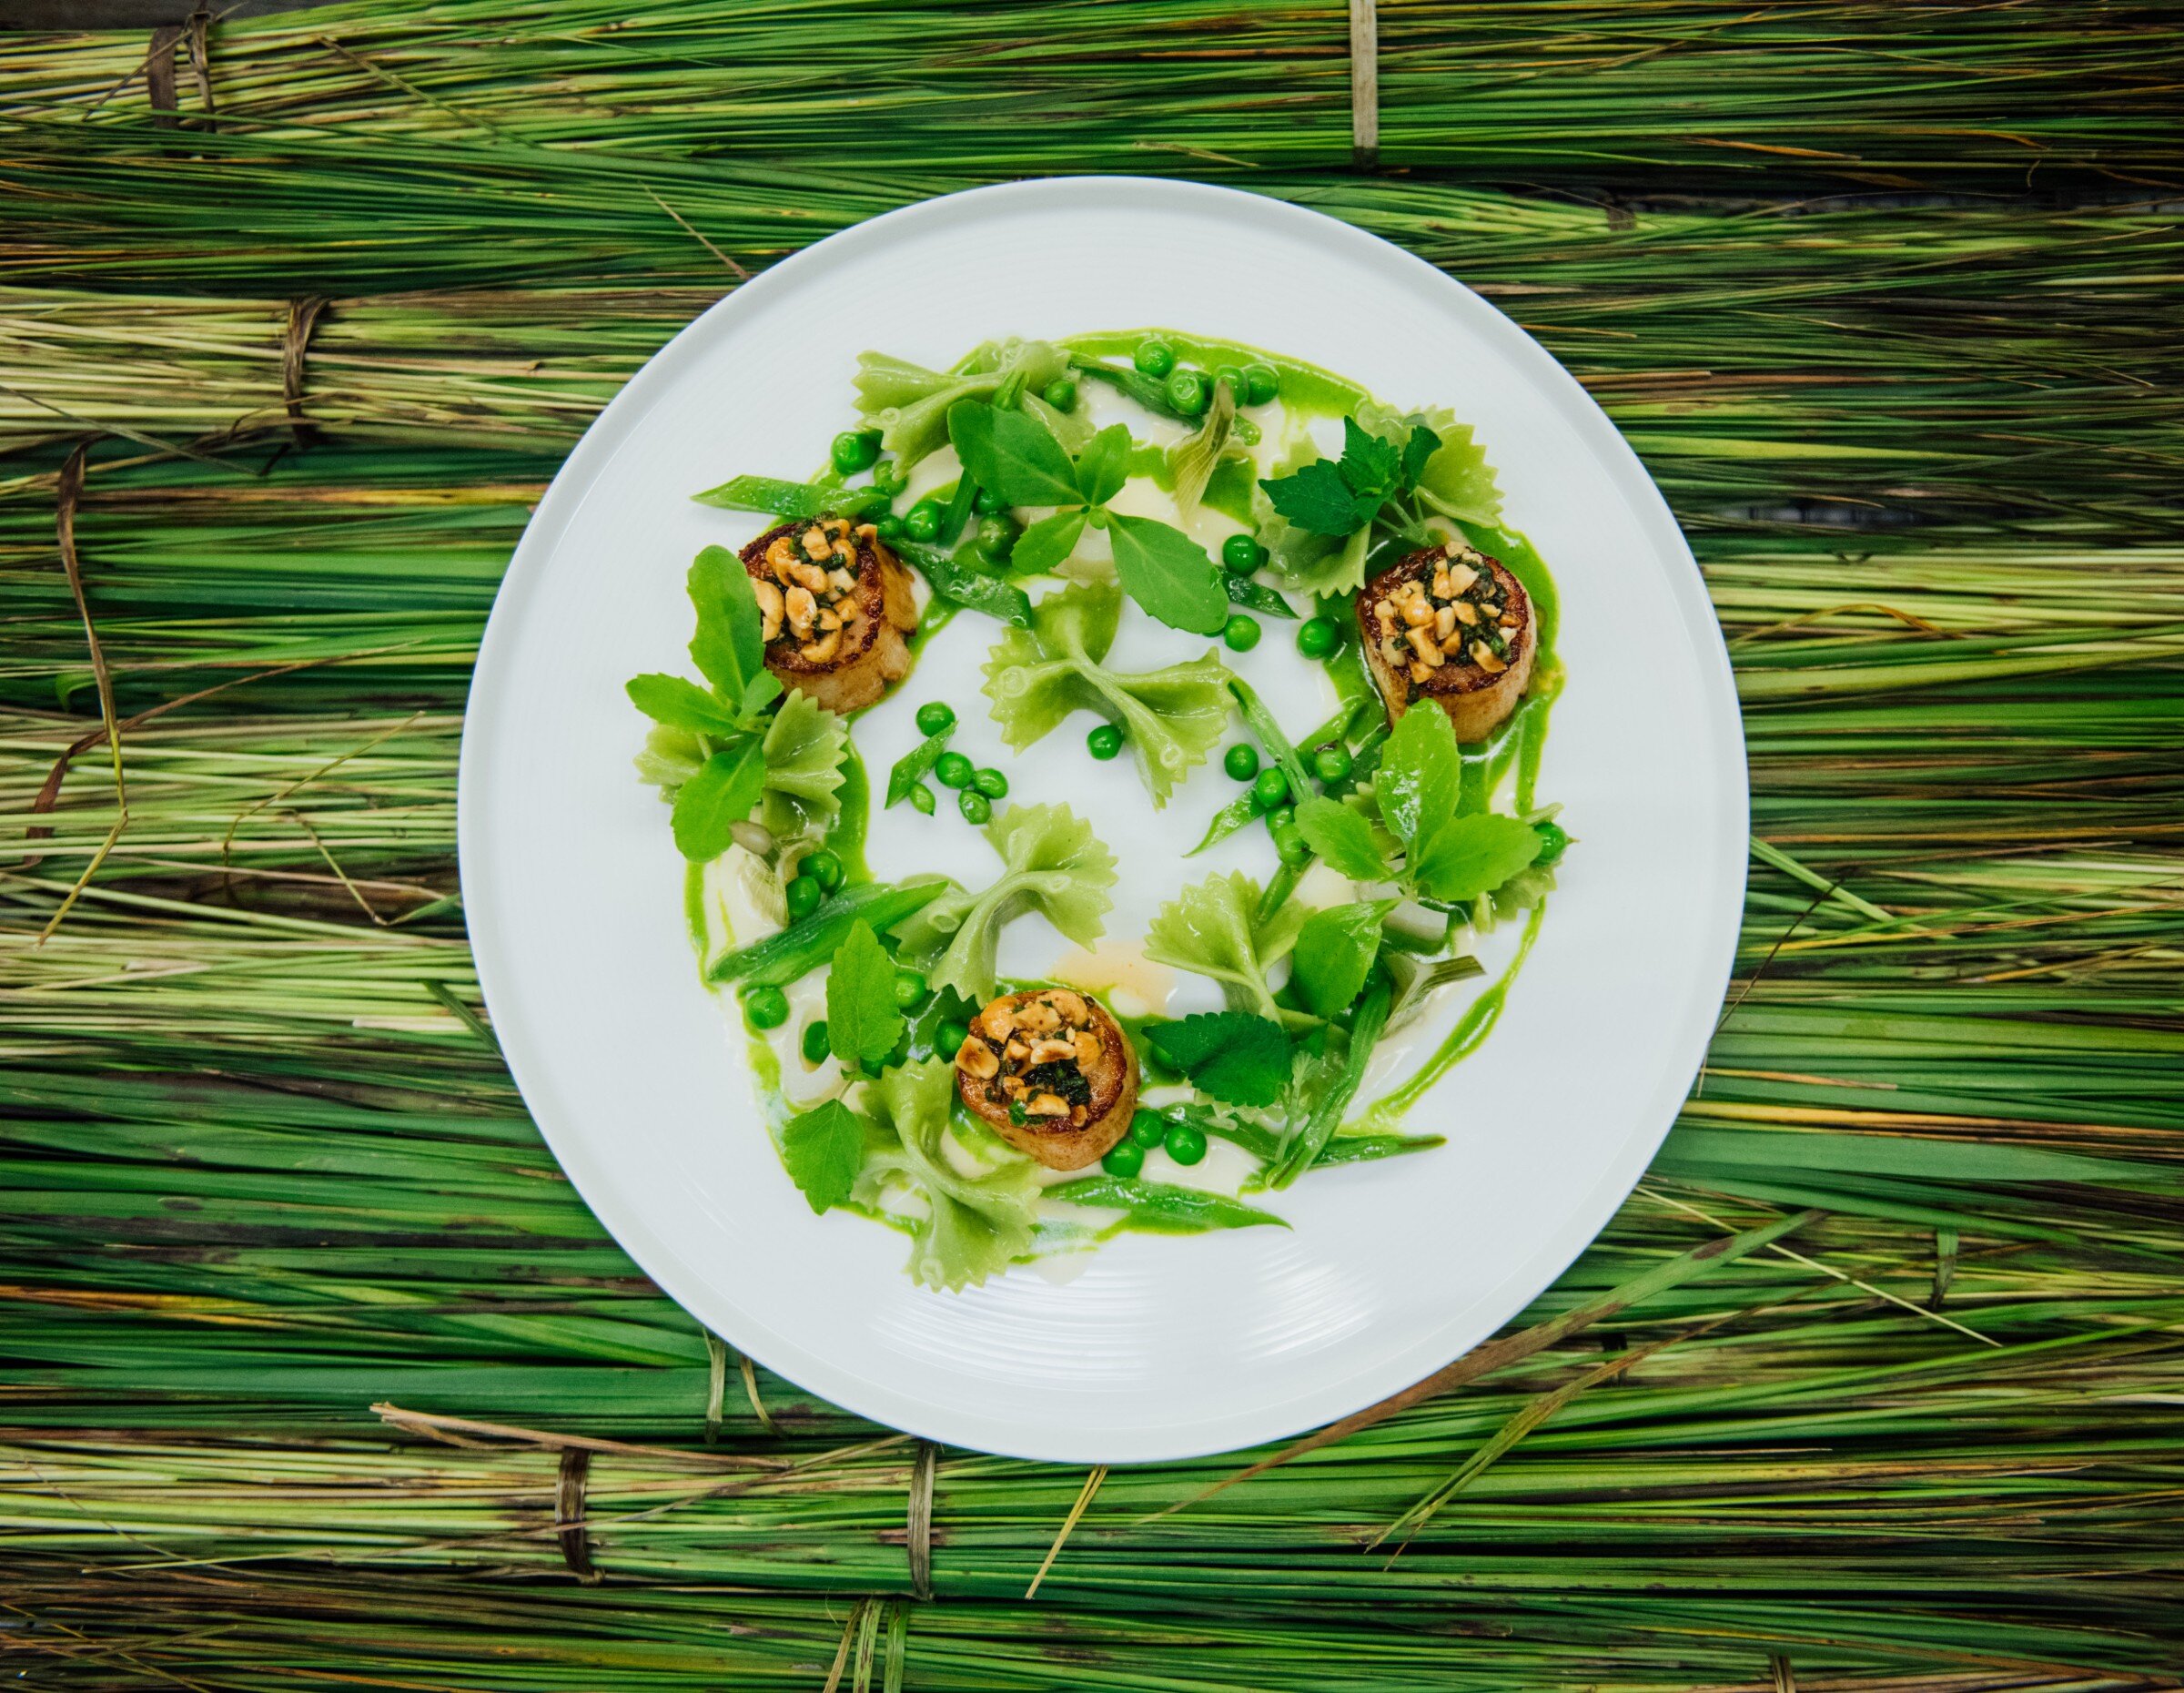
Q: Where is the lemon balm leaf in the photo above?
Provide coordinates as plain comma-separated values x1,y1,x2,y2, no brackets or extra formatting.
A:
1107,512,1228,635
685,544,768,706
826,918,906,1071
779,1099,866,1213
947,399,1085,507
1411,813,1545,904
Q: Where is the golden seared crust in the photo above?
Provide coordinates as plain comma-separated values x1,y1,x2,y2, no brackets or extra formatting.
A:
740,516,919,714
955,988,1139,1172
1357,541,1535,742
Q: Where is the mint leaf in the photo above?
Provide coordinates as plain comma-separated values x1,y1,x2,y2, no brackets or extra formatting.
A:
1074,424,1132,507
826,918,907,1071
1399,423,1441,488
1290,899,1396,1019
1148,1010,1289,1107
1410,814,1544,904
779,1098,866,1213
1010,509,1088,575
1106,512,1228,635
948,400,1083,507
1294,796,1390,882
1262,456,1370,536
686,545,769,706
885,727,953,809
669,738,767,860
1375,704,1461,850
626,673,742,736
1335,416,1401,501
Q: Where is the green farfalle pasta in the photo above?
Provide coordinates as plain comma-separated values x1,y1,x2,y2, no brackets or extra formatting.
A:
852,1057,1039,1292
854,338,1073,468
757,690,848,840
981,580,1232,806
889,801,1116,1000
1144,869,1310,1027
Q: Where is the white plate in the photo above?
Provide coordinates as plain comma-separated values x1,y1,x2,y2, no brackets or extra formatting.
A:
459,177,1745,1463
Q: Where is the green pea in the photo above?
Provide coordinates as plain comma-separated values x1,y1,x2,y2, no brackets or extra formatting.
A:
1086,724,1124,761
1129,1110,1168,1150
1102,1139,1146,1179
1313,745,1354,786
1271,823,1310,867
743,985,790,1030
875,513,905,541
831,430,882,474
801,1019,831,1064
1242,364,1279,406
1224,743,1261,782
801,847,844,893
1163,1121,1208,1166
1297,616,1340,659
975,512,1020,559
934,751,975,789
1222,613,1260,653
935,1019,970,1059
784,875,823,921
972,766,1009,800
1133,338,1177,379
972,483,1008,516
909,784,936,816
1212,363,1244,396
1041,377,1079,413
903,500,943,544
1221,532,1265,575
958,788,993,826
870,460,905,494
1251,766,1289,811
893,968,929,1010
1267,803,1297,834
915,700,956,737
1165,369,1211,417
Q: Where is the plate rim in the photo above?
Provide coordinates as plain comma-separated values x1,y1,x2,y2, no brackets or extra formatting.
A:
457,174,1750,1463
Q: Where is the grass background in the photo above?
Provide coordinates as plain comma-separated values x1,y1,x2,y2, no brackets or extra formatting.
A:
1,4,2180,1688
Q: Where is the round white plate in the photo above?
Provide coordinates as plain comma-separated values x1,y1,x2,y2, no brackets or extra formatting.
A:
459,177,1745,1463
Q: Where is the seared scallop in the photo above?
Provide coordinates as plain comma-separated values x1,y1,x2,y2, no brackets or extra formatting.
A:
954,988,1139,1172
1357,540,1535,742
740,515,918,714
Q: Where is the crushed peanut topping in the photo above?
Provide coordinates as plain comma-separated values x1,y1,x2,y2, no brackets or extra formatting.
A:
958,989,1107,1130
1377,542,1519,687
762,515,866,664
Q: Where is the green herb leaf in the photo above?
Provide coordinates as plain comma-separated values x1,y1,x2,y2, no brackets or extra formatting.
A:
779,1099,866,1213
669,738,767,861
1400,423,1442,487
1410,813,1546,903
1106,512,1228,635
692,475,886,521
1009,509,1088,575
1294,796,1391,882
1260,455,1371,536
827,918,908,1071
856,340,1070,469
1148,1010,1291,1108
1374,704,1461,850
1290,899,1398,1019
947,400,1084,507
625,673,742,736
1074,423,1132,507
685,545,770,708
885,727,953,808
